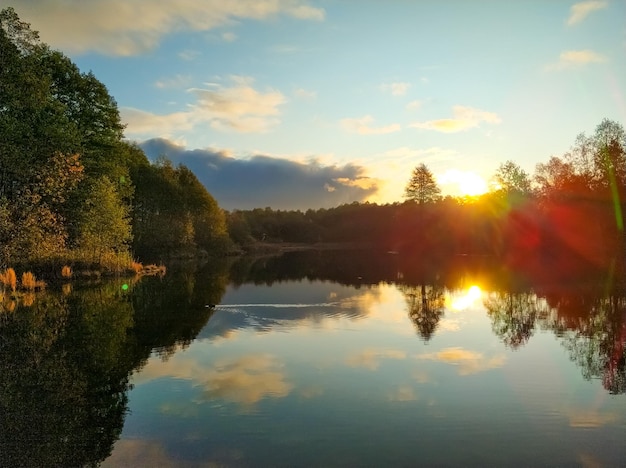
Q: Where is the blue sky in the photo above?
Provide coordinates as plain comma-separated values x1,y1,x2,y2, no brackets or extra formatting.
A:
7,0,626,209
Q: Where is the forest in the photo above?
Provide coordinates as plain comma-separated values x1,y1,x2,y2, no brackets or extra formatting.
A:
2,6,626,282
228,118,626,280
0,8,229,275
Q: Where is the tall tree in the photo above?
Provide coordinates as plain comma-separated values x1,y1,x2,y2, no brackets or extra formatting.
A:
492,160,532,195
592,119,626,190
404,163,441,205
534,156,580,199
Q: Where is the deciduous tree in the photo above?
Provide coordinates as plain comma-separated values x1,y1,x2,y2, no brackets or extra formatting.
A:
77,177,131,263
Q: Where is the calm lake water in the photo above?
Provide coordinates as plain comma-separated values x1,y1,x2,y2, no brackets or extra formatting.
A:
2,250,626,466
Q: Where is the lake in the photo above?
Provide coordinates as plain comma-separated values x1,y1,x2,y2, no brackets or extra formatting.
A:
1,250,625,466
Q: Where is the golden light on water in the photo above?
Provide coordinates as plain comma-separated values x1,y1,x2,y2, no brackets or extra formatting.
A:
449,285,483,311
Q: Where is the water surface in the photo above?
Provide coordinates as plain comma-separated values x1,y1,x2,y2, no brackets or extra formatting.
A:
1,251,625,466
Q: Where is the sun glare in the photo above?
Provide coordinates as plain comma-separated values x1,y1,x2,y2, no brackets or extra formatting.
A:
439,169,488,197
457,173,488,196
449,285,483,311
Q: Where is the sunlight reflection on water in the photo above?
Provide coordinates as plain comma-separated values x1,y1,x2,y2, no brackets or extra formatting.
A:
109,275,626,467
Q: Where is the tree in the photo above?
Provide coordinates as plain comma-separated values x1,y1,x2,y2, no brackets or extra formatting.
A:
534,156,579,199
592,119,626,191
77,177,132,263
492,160,532,195
0,8,136,263
564,119,626,192
404,163,441,205
131,160,229,258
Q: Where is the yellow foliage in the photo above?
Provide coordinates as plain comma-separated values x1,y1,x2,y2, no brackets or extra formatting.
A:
0,268,17,291
142,264,167,277
61,265,72,278
22,292,35,307
21,271,36,290
131,261,143,274
62,283,72,295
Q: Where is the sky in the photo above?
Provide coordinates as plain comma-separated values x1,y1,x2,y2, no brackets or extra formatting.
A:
5,0,626,210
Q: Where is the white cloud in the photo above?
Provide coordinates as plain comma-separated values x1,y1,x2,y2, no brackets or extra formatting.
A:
294,88,317,99
381,82,411,96
333,177,377,191
122,76,286,136
178,49,201,61
567,0,607,26
133,352,293,406
201,354,293,405
16,0,325,56
154,74,192,89
103,439,183,468
406,100,422,111
415,347,506,376
221,31,238,42
340,115,402,135
410,106,501,133
121,107,195,137
346,348,407,370
546,49,608,70
191,77,285,131
388,385,418,402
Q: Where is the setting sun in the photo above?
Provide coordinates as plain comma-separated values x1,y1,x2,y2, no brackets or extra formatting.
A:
458,173,488,196
439,169,489,197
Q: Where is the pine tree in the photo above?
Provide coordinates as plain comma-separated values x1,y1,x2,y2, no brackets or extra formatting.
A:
404,163,441,205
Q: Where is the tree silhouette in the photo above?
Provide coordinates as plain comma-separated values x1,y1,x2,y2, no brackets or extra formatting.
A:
492,160,532,196
404,163,441,205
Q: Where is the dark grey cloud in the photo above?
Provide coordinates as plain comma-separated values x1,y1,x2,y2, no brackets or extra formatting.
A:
139,138,378,210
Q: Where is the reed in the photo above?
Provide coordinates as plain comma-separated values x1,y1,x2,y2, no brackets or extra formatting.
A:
20,272,45,291
61,265,72,278
0,268,17,292
131,261,143,274
62,283,72,296
22,292,35,307
21,272,36,290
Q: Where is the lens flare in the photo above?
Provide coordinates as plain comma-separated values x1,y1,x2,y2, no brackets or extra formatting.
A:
450,285,482,311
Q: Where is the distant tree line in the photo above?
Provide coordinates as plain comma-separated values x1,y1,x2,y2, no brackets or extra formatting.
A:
227,117,626,275
0,8,229,272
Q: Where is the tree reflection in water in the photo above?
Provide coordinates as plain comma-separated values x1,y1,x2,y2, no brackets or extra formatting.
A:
399,283,445,341
557,295,626,394
0,260,229,467
389,249,626,394
481,277,626,394
0,287,132,467
1,250,626,466
483,291,549,349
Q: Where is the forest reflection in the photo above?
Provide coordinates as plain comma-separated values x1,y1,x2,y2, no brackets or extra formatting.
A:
233,250,626,394
1,249,625,466
0,260,229,467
